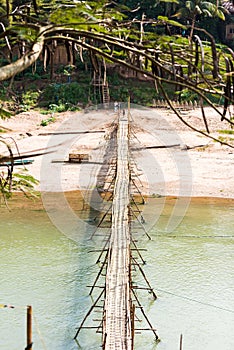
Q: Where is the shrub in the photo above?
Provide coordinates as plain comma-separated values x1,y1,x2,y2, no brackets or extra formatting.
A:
41,82,90,108
19,90,39,111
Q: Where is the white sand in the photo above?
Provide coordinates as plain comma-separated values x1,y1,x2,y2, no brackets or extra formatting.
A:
0,106,233,198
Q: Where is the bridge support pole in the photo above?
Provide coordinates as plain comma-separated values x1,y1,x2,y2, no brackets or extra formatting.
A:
25,305,33,350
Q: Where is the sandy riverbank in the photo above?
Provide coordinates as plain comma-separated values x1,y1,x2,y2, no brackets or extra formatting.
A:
0,105,233,198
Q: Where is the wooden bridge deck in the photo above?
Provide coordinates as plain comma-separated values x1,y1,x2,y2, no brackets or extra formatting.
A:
103,114,132,349
74,108,158,348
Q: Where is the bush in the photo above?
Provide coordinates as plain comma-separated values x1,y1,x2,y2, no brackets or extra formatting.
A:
109,80,158,105
41,82,90,108
19,90,39,112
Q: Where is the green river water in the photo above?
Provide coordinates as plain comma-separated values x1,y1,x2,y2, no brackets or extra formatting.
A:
0,194,233,350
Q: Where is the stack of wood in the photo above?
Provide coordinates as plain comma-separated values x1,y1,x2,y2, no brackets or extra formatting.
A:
68,153,89,163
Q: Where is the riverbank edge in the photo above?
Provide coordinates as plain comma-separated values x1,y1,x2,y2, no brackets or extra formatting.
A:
2,190,234,212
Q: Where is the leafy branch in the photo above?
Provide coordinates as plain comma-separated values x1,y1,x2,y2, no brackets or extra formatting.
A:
0,1,234,149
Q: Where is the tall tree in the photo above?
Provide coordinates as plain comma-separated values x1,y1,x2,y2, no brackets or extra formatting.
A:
174,0,227,39
0,0,233,148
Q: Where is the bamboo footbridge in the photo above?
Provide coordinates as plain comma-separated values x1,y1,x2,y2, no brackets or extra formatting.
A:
74,105,158,349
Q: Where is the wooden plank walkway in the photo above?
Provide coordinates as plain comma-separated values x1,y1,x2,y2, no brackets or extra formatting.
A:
74,108,158,348
102,113,132,349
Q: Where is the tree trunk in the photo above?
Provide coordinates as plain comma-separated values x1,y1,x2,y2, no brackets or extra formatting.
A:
189,16,196,41
0,34,44,81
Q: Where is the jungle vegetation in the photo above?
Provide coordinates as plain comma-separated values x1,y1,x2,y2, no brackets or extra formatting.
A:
0,0,234,198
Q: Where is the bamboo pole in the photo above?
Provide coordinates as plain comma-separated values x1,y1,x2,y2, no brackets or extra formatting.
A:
74,289,105,339
180,334,183,350
131,289,158,340
25,305,33,350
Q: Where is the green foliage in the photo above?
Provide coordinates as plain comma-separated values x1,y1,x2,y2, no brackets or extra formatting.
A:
11,171,39,196
19,90,39,112
108,74,158,105
0,83,8,99
0,0,232,125
178,88,198,102
12,26,38,42
49,0,126,29
0,84,15,117
41,82,90,108
63,65,76,76
49,6,89,27
216,135,234,144
157,16,185,28
21,61,50,81
0,170,39,201
0,106,12,119
23,72,48,80
218,129,234,135
205,92,224,105
175,0,226,20
40,115,56,126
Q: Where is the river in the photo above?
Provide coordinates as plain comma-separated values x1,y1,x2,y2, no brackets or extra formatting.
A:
0,194,233,350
